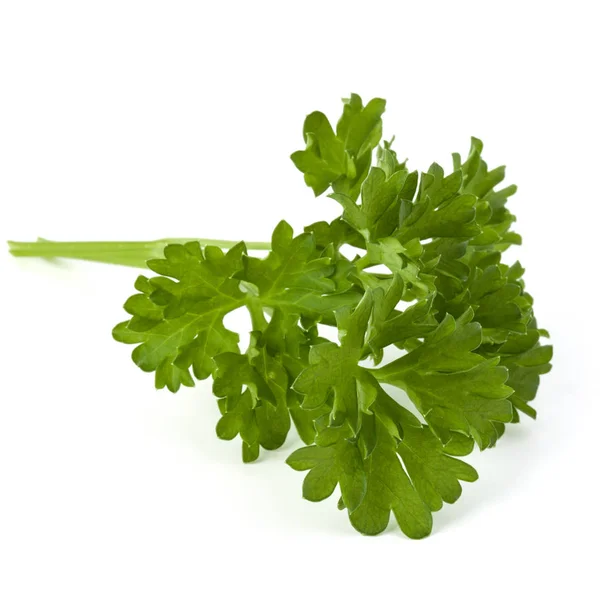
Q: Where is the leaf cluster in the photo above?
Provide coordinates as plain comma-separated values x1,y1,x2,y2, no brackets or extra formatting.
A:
114,94,552,538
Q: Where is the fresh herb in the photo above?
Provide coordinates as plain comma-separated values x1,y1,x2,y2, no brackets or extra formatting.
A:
8,94,552,538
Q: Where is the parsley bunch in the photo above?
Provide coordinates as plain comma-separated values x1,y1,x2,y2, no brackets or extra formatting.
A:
9,94,552,538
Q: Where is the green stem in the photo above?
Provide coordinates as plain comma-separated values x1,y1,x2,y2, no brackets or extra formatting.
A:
247,298,269,331
7,238,272,269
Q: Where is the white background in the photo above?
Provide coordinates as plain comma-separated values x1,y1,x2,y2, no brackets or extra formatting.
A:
1,1,598,598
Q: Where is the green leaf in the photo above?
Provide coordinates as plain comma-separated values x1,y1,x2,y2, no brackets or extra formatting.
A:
242,221,335,298
333,94,386,201
113,242,245,391
291,94,385,199
397,425,478,511
293,292,378,434
215,390,260,463
304,218,359,250
373,310,514,448
113,223,354,391
213,338,290,460
397,193,481,243
357,237,435,298
287,439,367,512
286,417,436,538
213,306,337,459
337,94,386,159
437,255,531,344
342,275,437,365
330,166,418,242
494,330,553,419
348,420,432,538
372,388,478,512
376,138,406,178
290,111,352,196
242,220,358,321
174,325,240,381
288,385,478,537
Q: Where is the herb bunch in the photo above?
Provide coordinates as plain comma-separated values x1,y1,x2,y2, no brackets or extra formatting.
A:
9,94,552,538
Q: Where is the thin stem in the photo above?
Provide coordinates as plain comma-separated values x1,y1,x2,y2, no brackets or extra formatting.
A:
247,298,268,331
7,237,272,269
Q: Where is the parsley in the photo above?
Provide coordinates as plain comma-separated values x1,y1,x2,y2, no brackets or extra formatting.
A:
8,94,552,538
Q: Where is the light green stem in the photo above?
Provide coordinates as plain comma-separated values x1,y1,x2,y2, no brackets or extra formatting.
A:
247,298,269,331
7,238,272,269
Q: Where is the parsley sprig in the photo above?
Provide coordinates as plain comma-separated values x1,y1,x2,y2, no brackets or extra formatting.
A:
8,94,552,538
